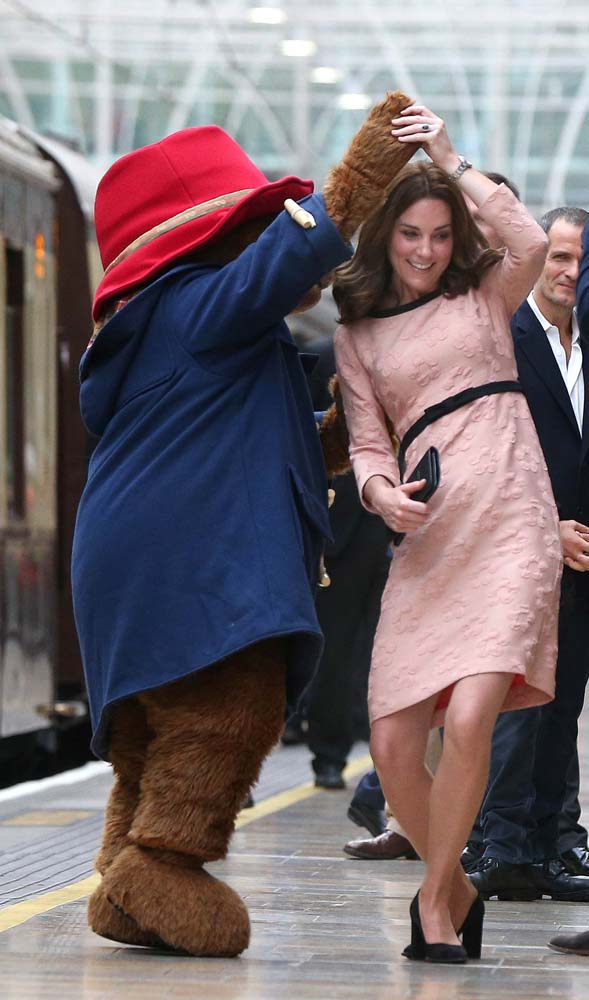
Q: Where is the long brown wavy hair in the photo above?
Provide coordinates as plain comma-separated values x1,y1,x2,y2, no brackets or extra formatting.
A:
333,162,503,325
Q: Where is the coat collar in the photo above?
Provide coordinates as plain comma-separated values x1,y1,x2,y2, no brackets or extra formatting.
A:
512,299,583,442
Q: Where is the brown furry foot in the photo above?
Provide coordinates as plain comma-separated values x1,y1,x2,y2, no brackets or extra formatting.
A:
102,845,251,957
88,881,179,950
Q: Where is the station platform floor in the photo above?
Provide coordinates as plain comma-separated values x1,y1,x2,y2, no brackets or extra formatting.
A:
1,731,589,999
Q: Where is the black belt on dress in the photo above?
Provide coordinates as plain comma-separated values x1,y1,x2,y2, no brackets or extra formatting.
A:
397,380,524,480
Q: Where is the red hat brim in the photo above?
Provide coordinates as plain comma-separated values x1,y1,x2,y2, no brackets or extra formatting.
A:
92,173,313,321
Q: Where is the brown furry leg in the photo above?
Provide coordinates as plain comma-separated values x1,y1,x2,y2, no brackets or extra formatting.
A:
88,697,156,948
103,641,286,956
95,697,153,874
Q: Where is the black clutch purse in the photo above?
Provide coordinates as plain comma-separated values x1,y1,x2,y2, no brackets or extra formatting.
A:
406,446,440,501
390,446,440,547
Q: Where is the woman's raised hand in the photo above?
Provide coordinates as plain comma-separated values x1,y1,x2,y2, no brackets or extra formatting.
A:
390,104,460,175
363,475,430,534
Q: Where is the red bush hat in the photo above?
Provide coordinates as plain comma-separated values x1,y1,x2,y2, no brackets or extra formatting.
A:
92,126,314,320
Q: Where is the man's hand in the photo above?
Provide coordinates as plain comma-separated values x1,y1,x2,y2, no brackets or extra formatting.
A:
560,519,589,572
363,475,430,533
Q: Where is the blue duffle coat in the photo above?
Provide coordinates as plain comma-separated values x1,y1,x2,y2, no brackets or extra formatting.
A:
72,194,352,758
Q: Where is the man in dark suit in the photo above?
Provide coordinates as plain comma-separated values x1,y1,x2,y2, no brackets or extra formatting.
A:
549,216,589,953
469,206,589,902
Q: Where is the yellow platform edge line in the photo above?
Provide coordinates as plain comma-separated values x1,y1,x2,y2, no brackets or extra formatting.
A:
235,751,372,827
0,751,372,934
0,875,100,932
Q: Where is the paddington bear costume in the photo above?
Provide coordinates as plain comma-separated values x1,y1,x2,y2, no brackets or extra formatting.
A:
72,91,413,956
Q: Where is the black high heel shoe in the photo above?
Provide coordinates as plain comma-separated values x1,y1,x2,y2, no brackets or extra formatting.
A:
403,892,469,964
460,892,484,959
403,892,484,960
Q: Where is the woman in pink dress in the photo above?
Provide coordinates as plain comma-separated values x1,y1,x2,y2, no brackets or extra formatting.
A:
334,104,562,963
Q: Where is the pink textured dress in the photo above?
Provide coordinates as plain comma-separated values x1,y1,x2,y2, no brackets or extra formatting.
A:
334,185,562,727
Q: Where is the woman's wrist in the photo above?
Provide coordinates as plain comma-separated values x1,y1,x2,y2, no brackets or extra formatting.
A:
436,151,462,175
362,474,395,506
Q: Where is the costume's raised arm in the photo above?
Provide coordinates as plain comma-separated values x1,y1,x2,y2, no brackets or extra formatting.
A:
169,194,351,354
323,91,414,240
578,218,589,338
476,185,548,315
334,326,399,503
173,91,414,355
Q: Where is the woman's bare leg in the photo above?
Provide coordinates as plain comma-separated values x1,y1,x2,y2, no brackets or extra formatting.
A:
371,672,513,946
421,673,513,943
371,694,437,858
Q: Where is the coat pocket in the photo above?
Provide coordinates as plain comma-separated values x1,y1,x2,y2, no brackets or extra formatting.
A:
287,465,333,543
117,370,174,410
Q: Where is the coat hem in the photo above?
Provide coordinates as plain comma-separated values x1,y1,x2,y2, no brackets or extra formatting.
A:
90,624,323,761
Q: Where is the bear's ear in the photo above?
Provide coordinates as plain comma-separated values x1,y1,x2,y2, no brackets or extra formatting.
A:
185,213,278,267
322,91,414,241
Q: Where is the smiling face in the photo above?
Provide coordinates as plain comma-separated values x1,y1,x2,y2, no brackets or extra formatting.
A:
388,197,454,304
534,218,583,317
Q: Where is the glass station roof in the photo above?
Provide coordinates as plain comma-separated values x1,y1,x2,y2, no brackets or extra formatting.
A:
0,0,588,213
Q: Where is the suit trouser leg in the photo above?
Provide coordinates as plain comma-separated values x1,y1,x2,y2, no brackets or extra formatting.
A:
480,706,541,864
468,716,587,854
557,751,588,854
481,573,589,864
530,575,589,860
307,547,388,773
351,768,386,811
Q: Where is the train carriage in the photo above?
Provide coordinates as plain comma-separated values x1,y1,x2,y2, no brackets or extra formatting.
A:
0,118,100,777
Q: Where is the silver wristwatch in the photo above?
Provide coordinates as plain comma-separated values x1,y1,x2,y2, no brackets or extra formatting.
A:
448,156,472,183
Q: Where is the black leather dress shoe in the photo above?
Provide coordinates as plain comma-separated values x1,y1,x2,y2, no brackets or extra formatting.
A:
561,846,589,876
525,859,589,901
548,930,589,955
347,800,388,838
467,857,540,901
461,840,484,873
314,763,346,789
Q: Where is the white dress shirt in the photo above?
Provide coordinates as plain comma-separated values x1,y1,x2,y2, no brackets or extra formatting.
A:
527,292,584,433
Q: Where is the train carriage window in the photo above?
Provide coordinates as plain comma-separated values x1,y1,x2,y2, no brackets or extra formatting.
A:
4,247,25,521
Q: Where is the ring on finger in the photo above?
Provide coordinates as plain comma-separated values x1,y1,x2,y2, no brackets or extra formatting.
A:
421,123,431,132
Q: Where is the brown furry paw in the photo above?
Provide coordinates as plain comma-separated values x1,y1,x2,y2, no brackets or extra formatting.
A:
102,844,251,957
320,404,350,477
320,374,351,477
323,90,414,240
88,881,178,950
